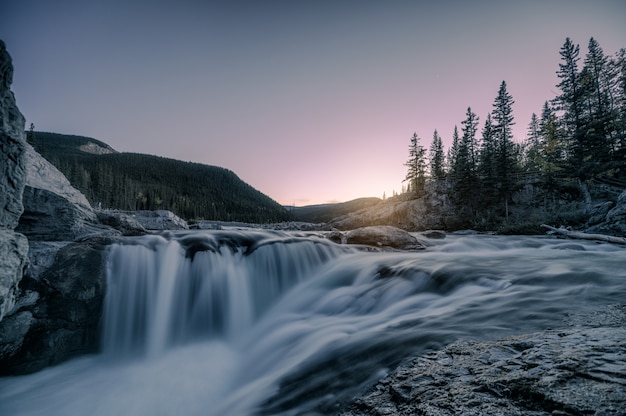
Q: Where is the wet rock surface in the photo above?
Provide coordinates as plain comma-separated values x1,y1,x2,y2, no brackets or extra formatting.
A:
334,226,425,250
131,209,189,230
340,305,626,416
0,237,110,375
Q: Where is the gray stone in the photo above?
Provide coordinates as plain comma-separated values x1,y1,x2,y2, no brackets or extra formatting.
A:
341,306,626,416
0,311,33,359
15,142,100,241
0,41,29,325
0,236,110,375
0,41,26,230
132,209,189,230
22,142,93,209
586,190,626,236
17,186,99,241
587,201,614,225
0,231,28,321
326,230,345,244
96,210,146,236
344,226,424,250
421,229,446,239
0,133,26,230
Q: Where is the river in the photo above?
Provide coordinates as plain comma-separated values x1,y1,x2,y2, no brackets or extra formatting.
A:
1,230,625,415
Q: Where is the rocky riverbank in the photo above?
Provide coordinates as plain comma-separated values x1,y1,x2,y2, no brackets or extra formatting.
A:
340,305,626,415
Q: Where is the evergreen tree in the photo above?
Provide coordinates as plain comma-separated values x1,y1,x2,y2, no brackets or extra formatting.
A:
429,129,446,181
404,132,427,195
447,126,460,177
478,113,498,204
554,37,583,151
491,80,518,219
523,113,542,174
538,101,565,196
579,37,612,173
452,107,480,217
613,48,626,166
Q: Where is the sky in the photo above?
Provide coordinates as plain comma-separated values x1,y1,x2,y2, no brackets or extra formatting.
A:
1,1,625,206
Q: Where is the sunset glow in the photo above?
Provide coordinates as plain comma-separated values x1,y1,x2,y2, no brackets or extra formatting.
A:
1,0,625,205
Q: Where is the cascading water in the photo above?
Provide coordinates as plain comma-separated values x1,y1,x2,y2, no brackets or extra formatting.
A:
1,231,625,415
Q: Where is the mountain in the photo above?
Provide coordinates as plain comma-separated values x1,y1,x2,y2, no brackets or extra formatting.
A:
290,197,382,223
28,132,292,223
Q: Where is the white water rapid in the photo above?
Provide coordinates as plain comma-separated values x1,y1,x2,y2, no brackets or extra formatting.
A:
1,230,625,415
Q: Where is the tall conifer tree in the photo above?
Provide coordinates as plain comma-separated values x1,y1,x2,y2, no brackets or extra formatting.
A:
492,80,517,219
429,130,446,181
404,132,427,195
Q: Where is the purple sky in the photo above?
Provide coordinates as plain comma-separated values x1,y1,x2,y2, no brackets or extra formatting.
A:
2,1,625,206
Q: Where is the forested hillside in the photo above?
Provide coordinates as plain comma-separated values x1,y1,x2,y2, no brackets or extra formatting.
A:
28,132,292,223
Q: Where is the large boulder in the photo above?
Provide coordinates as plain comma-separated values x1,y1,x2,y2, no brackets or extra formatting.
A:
0,236,110,375
586,189,626,236
132,209,189,230
96,210,147,236
16,143,99,241
342,226,424,250
0,40,29,324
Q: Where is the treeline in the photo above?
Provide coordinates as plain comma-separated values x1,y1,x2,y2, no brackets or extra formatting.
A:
405,37,626,228
29,132,292,223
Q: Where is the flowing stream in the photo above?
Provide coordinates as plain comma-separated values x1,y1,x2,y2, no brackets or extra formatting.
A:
1,230,625,415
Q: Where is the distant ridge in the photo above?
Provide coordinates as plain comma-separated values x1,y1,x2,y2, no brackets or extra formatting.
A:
291,197,381,223
29,132,292,223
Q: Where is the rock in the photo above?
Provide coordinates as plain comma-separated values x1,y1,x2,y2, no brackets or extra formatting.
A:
24,241,71,281
341,306,626,416
0,40,29,325
587,201,614,225
0,231,28,321
96,210,147,236
16,143,100,241
0,236,111,375
421,229,446,239
0,132,26,230
17,186,100,241
132,210,189,230
344,226,424,250
326,229,345,244
586,190,626,236
0,311,34,359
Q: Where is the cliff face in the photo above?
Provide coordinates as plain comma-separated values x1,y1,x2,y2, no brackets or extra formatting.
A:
0,40,111,375
0,40,29,322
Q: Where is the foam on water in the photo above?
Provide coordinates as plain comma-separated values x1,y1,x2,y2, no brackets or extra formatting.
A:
1,231,625,415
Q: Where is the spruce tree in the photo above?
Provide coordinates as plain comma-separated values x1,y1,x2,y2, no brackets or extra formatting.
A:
478,113,498,205
447,126,460,178
554,37,582,145
523,113,542,174
429,130,446,181
404,132,427,196
580,37,612,173
613,48,626,165
491,80,517,219
452,107,480,218
538,101,564,193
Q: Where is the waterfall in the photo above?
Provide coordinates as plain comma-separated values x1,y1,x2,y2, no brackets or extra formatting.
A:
102,231,344,357
2,232,625,416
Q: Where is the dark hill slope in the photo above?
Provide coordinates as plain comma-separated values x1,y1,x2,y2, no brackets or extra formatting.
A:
29,132,291,223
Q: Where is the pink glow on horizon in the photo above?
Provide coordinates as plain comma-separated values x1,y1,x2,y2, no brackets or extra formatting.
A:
2,1,625,206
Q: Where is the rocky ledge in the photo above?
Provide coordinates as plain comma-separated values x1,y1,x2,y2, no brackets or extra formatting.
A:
340,305,626,416
328,226,426,250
